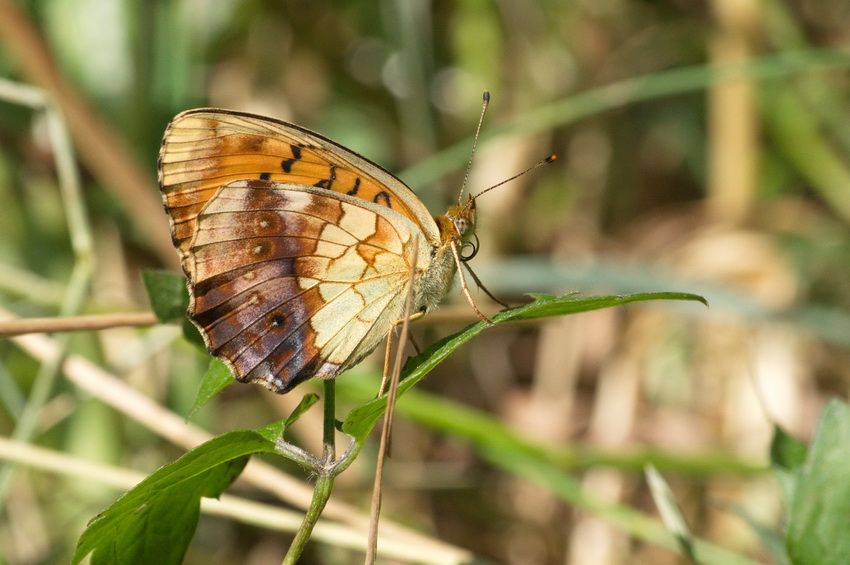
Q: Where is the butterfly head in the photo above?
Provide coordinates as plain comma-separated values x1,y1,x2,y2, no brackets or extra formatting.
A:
436,196,477,247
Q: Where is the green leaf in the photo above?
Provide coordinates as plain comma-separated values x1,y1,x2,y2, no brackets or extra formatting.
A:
142,270,188,323
770,424,808,505
188,359,234,419
74,429,278,565
141,270,206,350
181,316,207,350
770,425,808,471
254,420,287,443
283,393,320,427
342,291,706,441
500,292,708,321
645,465,695,560
786,399,850,565
187,365,317,424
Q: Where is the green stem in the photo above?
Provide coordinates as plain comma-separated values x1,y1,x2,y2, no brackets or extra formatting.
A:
322,380,336,460
273,441,321,471
282,380,338,564
282,472,335,565
328,437,364,476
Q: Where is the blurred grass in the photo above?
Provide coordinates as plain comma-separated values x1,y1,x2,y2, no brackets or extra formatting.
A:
1,0,850,563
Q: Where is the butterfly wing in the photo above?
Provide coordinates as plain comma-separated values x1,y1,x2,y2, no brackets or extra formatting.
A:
158,108,441,277
187,179,432,393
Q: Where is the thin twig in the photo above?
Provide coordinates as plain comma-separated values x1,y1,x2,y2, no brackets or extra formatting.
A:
0,312,158,336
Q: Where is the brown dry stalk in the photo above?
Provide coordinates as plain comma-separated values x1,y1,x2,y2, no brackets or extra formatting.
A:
0,312,159,337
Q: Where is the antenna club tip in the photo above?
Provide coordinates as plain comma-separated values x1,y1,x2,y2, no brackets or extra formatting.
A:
545,154,557,163
482,90,490,102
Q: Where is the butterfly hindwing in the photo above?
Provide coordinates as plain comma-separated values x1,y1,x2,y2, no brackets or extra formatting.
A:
187,179,430,393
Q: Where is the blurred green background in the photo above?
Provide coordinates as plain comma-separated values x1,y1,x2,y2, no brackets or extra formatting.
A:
1,0,850,563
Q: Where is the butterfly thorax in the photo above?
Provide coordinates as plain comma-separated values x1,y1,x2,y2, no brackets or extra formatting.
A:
414,198,477,313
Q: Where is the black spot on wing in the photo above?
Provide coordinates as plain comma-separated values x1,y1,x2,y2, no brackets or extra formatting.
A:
346,177,361,196
268,312,287,329
280,145,304,174
373,191,392,208
314,165,336,190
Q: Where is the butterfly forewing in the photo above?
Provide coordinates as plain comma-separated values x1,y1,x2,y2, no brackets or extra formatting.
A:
159,109,440,273
185,180,430,393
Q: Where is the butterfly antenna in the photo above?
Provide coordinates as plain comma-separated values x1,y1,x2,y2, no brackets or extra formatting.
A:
458,91,491,206
472,154,557,202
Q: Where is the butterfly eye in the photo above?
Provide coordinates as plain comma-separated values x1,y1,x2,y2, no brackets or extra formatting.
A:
453,217,468,236
460,234,479,262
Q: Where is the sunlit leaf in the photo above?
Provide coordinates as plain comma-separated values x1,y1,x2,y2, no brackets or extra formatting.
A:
187,359,234,419
343,291,706,441
73,428,279,565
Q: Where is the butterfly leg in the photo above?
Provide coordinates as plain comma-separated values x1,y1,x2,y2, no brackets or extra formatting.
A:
463,261,510,309
450,241,494,325
378,311,425,397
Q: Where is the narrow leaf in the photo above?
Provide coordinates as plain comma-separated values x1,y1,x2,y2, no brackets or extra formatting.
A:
283,393,320,427
770,424,808,505
181,316,206,349
343,291,706,441
770,424,807,471
188,359,235,418
645,465,695,560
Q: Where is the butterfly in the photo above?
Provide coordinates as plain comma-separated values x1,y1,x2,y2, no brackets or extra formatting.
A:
158,108,480,394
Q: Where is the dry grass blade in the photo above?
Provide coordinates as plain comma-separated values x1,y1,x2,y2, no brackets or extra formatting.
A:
366,235,421,564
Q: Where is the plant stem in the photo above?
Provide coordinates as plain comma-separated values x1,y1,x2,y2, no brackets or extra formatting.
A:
281,380,338,564
282,472,335,565
322,379,336,460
